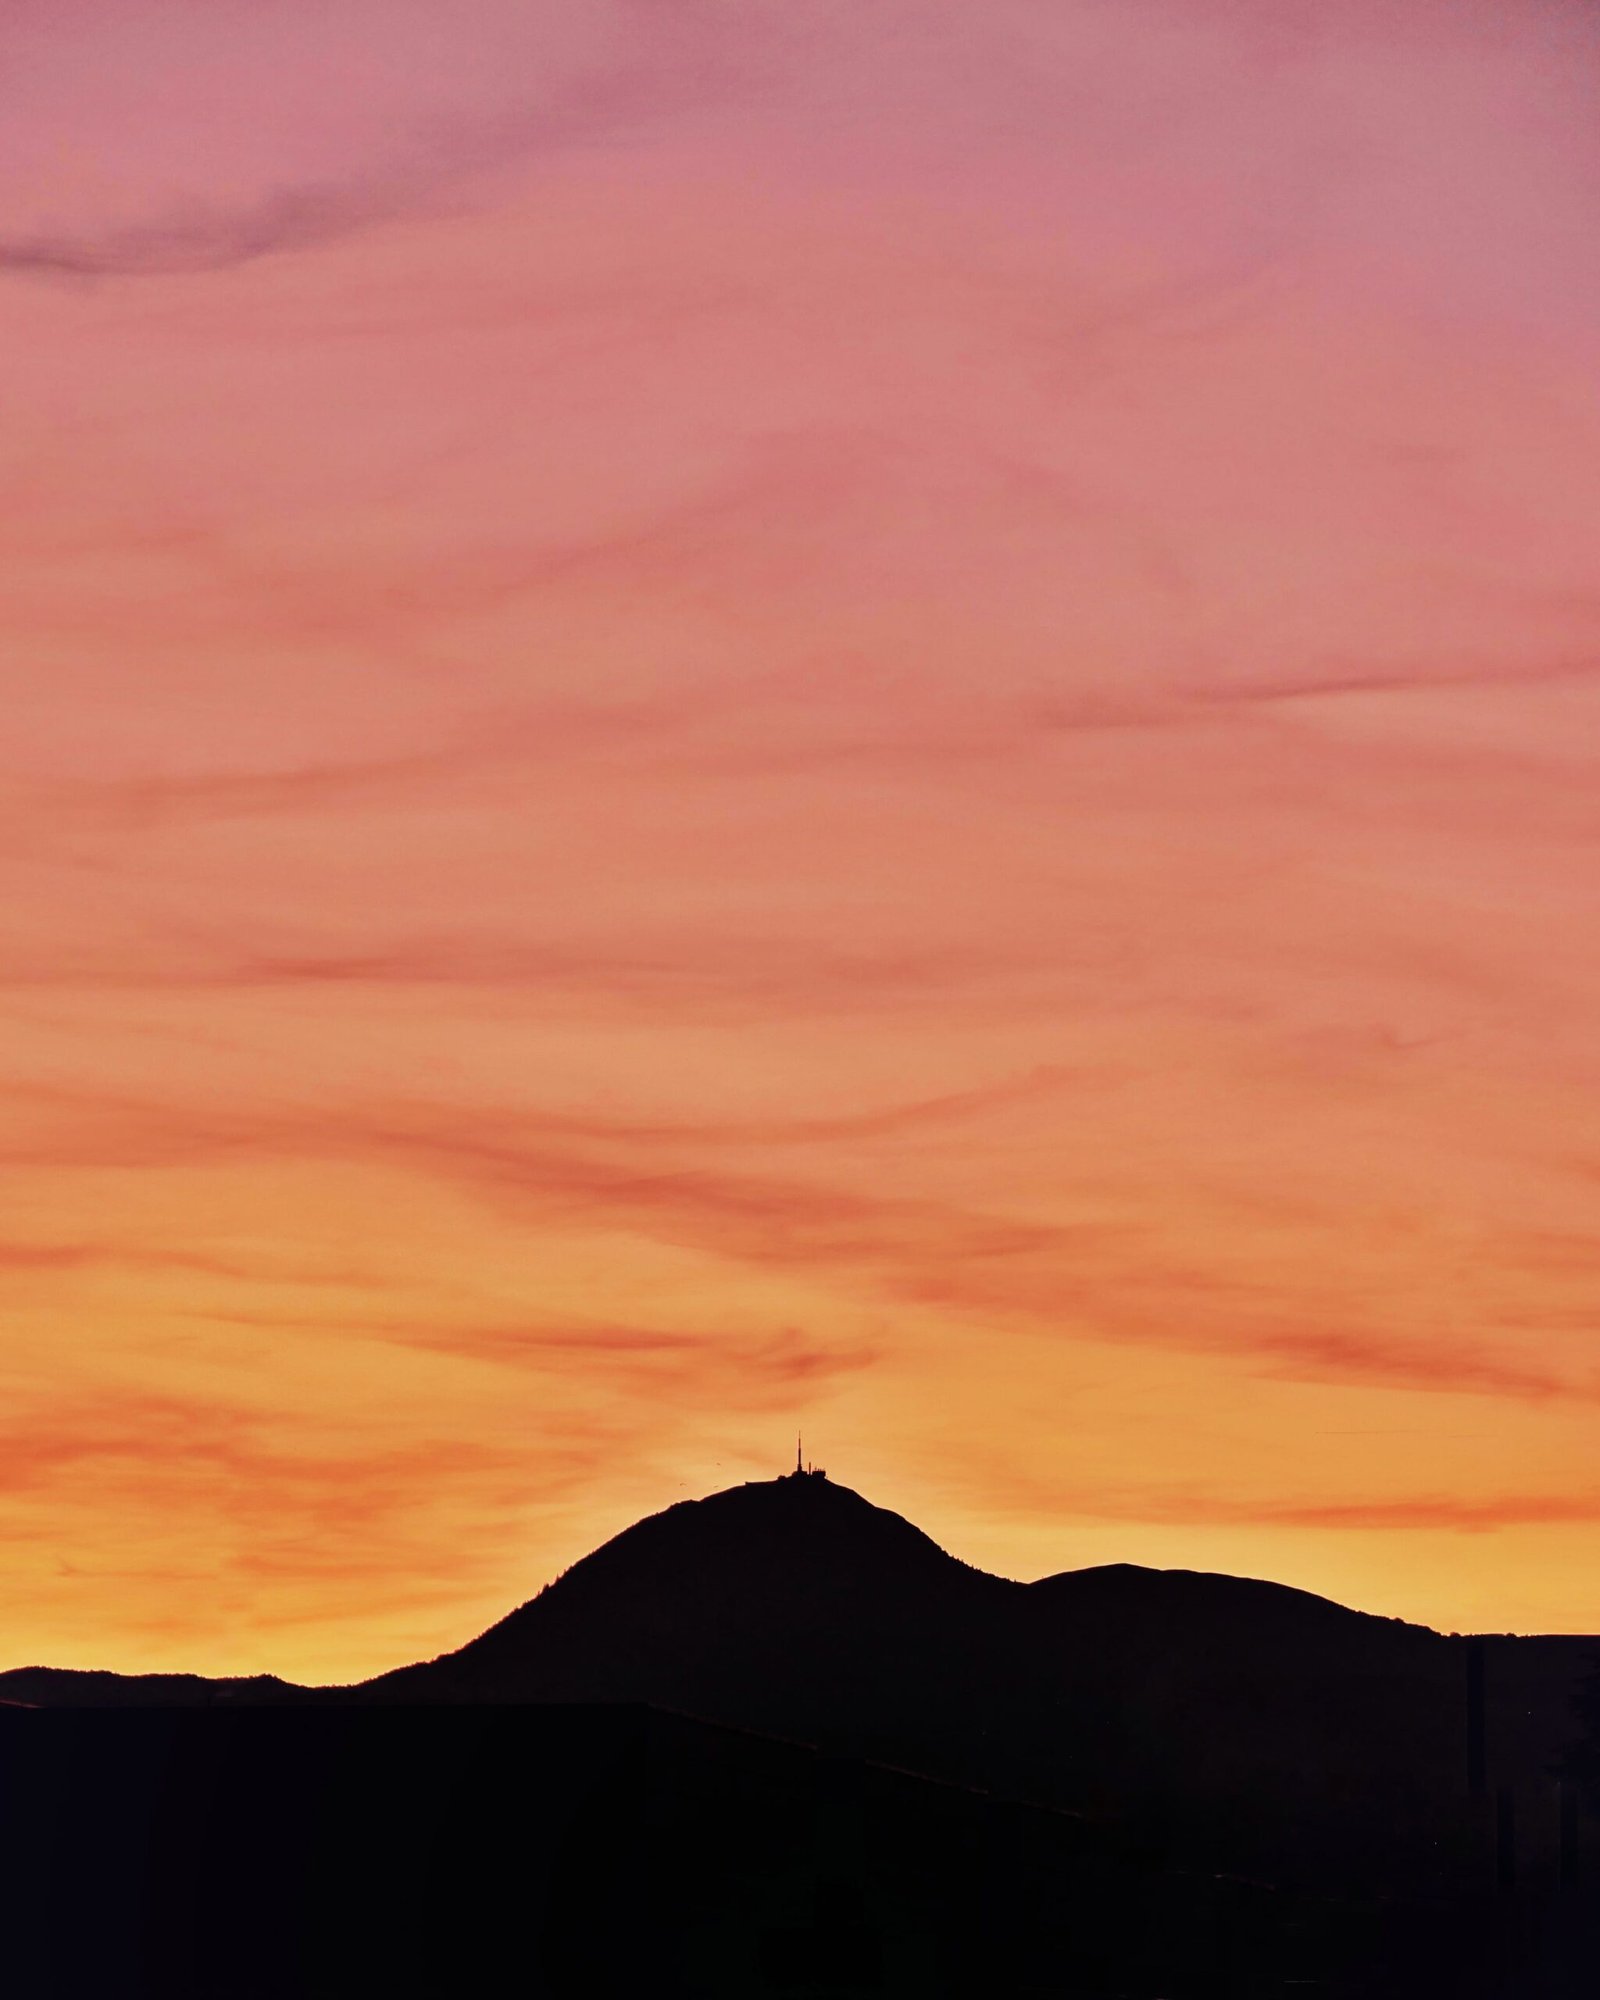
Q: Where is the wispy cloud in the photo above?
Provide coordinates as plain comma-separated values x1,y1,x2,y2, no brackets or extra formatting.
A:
2,1080,1588,1412
1055,1488,1600,1535
0,9,747,286
0,1238,380,1286
1190,653,1600,714
0,181,418,281
169,1304,879,1403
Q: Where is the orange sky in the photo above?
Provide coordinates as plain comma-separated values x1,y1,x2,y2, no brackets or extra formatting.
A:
5,0,1600,1682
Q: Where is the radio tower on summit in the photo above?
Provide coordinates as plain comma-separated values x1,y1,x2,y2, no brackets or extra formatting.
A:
792,1432,826,1481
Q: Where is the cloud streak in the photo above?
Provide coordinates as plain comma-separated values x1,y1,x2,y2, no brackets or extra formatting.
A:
0,181,419,281
0,5,754,285
1044,1487,1600,1535
4,1081,1594,1413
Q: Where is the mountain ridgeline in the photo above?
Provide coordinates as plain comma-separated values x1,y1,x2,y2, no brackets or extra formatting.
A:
4,1472,1594,1897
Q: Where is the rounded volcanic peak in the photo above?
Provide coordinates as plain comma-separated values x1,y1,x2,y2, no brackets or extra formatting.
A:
542,1473,983,1610
372,1474,1013,1702
360,1476,1020,1795
1025,1562,1440,1659
1031,1563,1360,1616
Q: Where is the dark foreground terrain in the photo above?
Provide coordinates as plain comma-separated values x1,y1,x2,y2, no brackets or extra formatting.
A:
5,1700,1575,1998
5,1474,1598,1994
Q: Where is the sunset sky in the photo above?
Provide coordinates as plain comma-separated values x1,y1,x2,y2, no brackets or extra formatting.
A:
5,0,1600,1682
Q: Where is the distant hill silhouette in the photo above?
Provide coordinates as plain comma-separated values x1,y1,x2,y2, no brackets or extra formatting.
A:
0,1668,298,1708
5,1471,1594,1899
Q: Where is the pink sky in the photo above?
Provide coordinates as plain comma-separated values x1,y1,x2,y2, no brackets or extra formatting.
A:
4,0,1600,1680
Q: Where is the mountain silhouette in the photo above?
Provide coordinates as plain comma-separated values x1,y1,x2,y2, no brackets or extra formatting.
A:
364,1472,1012,1731
0,1669,298,1708
4,1471,1593,1902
